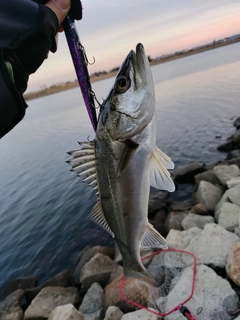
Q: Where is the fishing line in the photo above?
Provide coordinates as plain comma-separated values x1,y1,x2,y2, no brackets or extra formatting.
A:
120,248,197,320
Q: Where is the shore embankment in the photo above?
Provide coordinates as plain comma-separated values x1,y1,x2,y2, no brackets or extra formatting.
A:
24,38,240,101
1,117,240,319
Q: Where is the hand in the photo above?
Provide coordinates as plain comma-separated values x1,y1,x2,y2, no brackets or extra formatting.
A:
45,0,71,29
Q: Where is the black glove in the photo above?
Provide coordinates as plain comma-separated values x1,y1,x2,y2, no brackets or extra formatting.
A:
32,0,82,21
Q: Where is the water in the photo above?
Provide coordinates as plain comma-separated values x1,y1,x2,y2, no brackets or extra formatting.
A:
0,43,240,289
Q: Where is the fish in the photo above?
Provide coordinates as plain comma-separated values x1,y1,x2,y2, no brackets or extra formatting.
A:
67,43,175,279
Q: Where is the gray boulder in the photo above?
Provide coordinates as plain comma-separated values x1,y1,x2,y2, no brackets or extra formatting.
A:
164,211,188,232
234,117,240,129
73,246,114,284
166,228,202,250
183,224,239,268
194,169,220,186
170,201,192,212
181,213,214,230
0,289,24,320
195,181,223,211
122,308,159,320
25,270,70,304
213,164,240,186
161,264,239,320
48,304,84,320
218,202,240,231
228,184,240,206
0,276,36,299
80,253,119,293
191,203,208,215
174,162,204,183
232,130,240,146
103,306,123,320
79,283,103,314
217,140,234,152
214,191,231,221
24,286,79,320
226,177,240,189
148,189,169,216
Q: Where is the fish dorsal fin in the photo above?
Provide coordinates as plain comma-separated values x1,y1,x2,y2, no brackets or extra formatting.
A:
67,141,98,194
90,201,114,237
150,147,175,192
141,223,168,249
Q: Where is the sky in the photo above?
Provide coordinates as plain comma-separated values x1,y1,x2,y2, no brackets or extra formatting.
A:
27,0,240,92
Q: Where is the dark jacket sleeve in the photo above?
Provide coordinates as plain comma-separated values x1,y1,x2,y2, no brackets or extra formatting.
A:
0,0,58,52
0,0,59,139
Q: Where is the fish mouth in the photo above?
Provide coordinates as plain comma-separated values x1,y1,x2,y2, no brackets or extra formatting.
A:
120,43,151,86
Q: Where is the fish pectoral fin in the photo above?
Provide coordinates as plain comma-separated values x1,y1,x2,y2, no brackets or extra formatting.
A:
150,147,175,192
90,201,115,237
67,141,99,195
141,223,168,249
154,146,174,169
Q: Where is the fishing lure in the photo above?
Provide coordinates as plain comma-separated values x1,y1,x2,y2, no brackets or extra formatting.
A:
63,16,98,131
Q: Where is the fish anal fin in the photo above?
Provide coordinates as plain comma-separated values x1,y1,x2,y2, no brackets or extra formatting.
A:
150,148,175,192
141,223,168,249
90,201,114,238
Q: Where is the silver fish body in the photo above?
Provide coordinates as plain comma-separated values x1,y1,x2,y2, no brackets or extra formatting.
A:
68,43,175,278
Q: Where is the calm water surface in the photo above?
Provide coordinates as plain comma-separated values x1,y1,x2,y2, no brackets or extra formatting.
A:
0,43,240,288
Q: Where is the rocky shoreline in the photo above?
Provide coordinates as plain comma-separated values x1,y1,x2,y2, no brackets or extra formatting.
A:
1,117,240,320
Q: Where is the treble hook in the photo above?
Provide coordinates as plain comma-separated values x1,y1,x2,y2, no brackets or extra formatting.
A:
78,42,95,66
88,88,102,109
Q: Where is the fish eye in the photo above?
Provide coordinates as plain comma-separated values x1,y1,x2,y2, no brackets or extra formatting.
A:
114,76,130,93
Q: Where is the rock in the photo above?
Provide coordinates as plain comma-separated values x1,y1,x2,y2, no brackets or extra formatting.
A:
166,228,202,250
25,270,70,304
226,177,240,189
104,274,159,313
48,304,84,320
217,140,235,152
194,169,220,187
121,308,159,320
149,209,168,237
191,203,208,215
148,189,168,216
103,306,123,320
161,264,239,320
195,180,223,211
80,253,118,293
82,309,103,320
174,162,204,183
214,191,231,221
148,251,185,287
234,117,240,130
73,246,114,284
226,242,240,287
170,201,192,212
218,202,240,231
24,286,79,320
109,265,124,283
181,213,214,230
228,184,240,206
183,224,239,268
234,227,240,237
226,149,240,160
0,289,25,320
164,211,188,232
79,283,103,314
213,164,240,186
0,276,36,299
232,130,240,146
